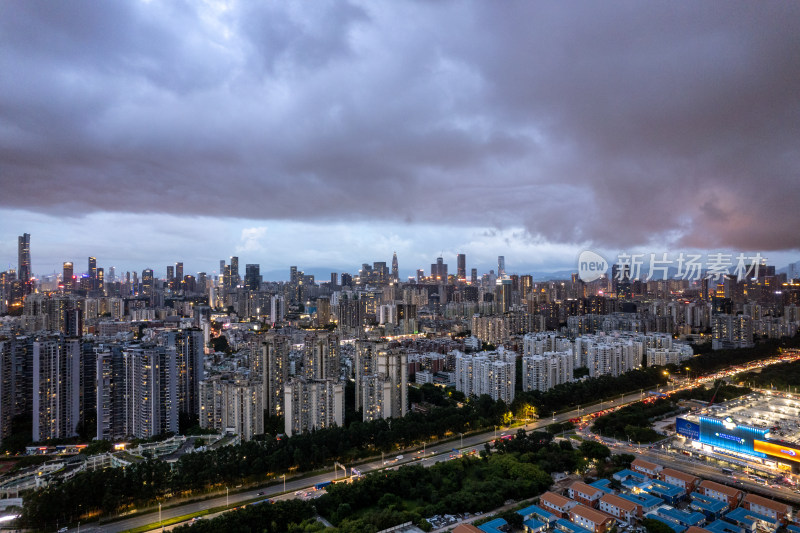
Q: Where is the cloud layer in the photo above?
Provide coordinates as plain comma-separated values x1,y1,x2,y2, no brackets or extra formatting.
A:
2,1,799,255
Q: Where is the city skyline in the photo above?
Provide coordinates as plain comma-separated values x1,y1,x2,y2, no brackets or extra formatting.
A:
2,2,799,276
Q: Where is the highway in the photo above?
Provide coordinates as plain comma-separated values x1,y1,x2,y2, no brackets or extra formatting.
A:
67,390,647,533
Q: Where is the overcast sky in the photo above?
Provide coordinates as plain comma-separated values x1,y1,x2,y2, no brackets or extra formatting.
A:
1,1,798,280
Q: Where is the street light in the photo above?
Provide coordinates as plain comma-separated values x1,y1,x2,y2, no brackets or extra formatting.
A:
282,473,286,493
459,433,464,448
552,411,556,422
159,503,162,532
226,486,229,508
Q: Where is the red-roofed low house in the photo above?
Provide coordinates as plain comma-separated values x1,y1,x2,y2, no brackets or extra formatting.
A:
540,491,579,518
659,468,700,495
570,503,616,533
568,481,605,508
631,458,663,479
741,493,792,524
598,493,641,523
698,480,743,510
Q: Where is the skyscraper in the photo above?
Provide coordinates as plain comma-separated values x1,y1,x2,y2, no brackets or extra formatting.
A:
88,257,97,290
471,268,478,283
391,252,399,282
230,256,239,287
141,269,154,297
457,253,466,281
245,264,261,291
18,233,31,295
63,262,74,291
175,262,184,288
498,256,506,277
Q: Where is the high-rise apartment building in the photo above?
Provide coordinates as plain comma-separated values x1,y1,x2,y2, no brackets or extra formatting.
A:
199,375,263,441
160,329,204,416
303,332,339,381
96,344,178,440
454,348,516,404
283,378,343,437
32,337,81,441
260,334,290,416
522,351,573,392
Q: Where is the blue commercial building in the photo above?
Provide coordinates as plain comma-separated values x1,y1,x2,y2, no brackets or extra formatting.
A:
654,506,707,528
689,493,728,520
706,519,744,533
617,492,663,514
518,504,557,525
479,518,508,533
589,479,613,494
555,518,593,533
644,480,687,505
724,507,780,533
523,518,548,533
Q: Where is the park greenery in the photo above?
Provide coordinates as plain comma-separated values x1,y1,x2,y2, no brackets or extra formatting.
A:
176,431,622,533
592,384,752,443
736,358,800,392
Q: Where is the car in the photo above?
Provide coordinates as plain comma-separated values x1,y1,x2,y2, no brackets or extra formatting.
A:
257,491,265,495
58,529,68,533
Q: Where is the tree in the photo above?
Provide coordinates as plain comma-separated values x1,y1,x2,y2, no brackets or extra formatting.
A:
643,518,677,533
579,440,610,461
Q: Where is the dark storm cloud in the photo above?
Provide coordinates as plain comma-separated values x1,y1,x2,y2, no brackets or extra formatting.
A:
1,1,798,251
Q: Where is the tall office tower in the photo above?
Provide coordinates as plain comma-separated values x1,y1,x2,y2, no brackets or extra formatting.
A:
63,262,74,291
495,278,513,313
303,332,339,381
32,337,81,441
245,264,261,291
96,268,104,294
229,256,239,287
457,254,466,281
270,295,285,324
416,269,424,283
18,233,31,295
175,262,184,283
199,376,263,441
260,334,290,416
471,268,478,283
141,269,154,297
391,252,399,282
131,271,138,295
354,340,379,411
520,275,533,301
88,257,97,290
161,329,204,416
197,272,207,291
283,378,344,437
498,256,506,277
330,272,338,286
611,263,632,298
166,265,175,284
108,266,116,283
290,266,298,284
340,272,352,287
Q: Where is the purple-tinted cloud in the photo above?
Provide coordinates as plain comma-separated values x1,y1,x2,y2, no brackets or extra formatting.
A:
1,1,798,253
